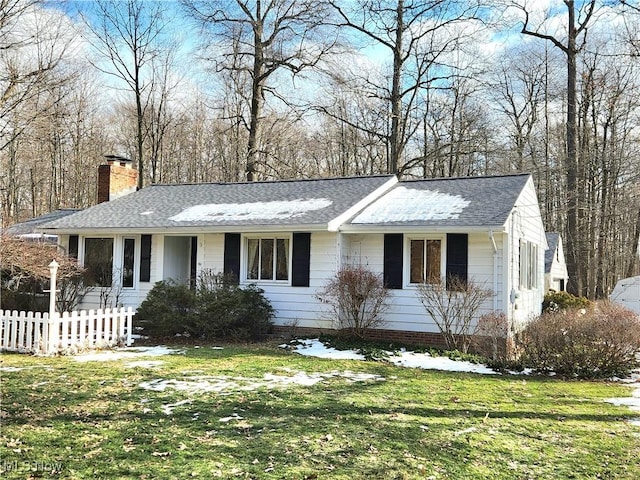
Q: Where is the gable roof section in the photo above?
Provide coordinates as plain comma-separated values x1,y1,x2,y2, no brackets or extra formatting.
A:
40,176,397,232
345,174,531,230
545,232,560,273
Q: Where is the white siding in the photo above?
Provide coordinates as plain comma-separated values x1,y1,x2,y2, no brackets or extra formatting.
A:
506,178,546,330
200,233,225,274
69,178,547,335
242,232,338,329
545,238,569,292
76,233,158,310
338,232,506,334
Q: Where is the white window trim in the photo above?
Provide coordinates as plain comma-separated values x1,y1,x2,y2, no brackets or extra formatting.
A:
404,234,446,287
240,234,292,285
81,235,142,289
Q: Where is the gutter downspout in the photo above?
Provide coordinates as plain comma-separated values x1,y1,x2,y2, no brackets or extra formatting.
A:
489,229,499,312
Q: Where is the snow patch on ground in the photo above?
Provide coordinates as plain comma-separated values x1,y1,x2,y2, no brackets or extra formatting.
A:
139,369,385,400
605,372,640,425
288,338,497,375
288,339,366,360
73,346,184,363
388,349,498,375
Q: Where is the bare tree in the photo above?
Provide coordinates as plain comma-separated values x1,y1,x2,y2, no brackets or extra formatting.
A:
328,0,482,175
0,2,79,223
184,0,337,181
0,0,72,150
81,0,170,189
515,0,597,296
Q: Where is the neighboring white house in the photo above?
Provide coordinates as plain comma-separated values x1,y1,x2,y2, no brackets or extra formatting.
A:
610,276,640,316
544,232,569,292
40,172,547,345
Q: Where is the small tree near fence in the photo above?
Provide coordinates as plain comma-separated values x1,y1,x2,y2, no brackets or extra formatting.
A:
316,264,390,338
416,276,494,353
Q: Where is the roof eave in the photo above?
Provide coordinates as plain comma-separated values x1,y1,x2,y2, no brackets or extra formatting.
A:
39,223,331,235
338,224,508,234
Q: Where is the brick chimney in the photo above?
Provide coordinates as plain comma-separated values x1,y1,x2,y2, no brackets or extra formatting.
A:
97,155,138,203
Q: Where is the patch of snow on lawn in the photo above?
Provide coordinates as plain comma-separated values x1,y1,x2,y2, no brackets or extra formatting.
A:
169,198,332,222
288,339,366,360
138,370,385,399
287,339,497,375
388,350,498,375
162,399,192,415
74,346,183,363
605,372,640,425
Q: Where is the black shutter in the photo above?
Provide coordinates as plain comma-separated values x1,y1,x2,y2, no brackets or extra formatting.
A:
446,233,468,289
383,233,403,289
223,233,241,284
139,234,152,282
68,235,79,259
292,232,311,287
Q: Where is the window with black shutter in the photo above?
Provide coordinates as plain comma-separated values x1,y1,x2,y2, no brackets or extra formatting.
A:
223,233,241,284
139,235,152,282
383,233,403,289
446,233,468,289
291,232,311,287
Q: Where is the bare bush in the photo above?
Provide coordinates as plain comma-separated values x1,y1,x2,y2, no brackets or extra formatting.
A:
416,276,494,353
520,301,640,378
472,311,510,361
316,264,390,338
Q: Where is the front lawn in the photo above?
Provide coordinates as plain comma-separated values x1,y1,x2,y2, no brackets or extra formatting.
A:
1,342,638,479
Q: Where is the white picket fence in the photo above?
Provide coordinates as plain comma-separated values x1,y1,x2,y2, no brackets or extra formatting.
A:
0,307,134,355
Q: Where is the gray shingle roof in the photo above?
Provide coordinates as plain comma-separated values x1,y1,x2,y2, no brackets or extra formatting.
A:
348,174,531,228
41,176,395,231
3,209,81,236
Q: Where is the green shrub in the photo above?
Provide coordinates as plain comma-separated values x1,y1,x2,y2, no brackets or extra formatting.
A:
134,280,197,337
542,290,591,313
520,301,640,379
192,282,274,340
135,272,274,341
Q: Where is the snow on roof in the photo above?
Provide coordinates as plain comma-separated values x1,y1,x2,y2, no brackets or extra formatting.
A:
351,186,470,224
168,198,333,222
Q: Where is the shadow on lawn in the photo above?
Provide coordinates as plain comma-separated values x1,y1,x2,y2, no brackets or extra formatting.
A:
2,363,636,479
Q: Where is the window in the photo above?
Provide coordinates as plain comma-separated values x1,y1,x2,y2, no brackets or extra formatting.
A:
139,235,152,282
246,237,290,281
122,238,135,288
84,238,114,287
519,240,538,289
409,238,442,284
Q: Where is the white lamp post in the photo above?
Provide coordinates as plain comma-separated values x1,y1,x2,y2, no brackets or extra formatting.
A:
48,260,59,318
47,260,59,353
